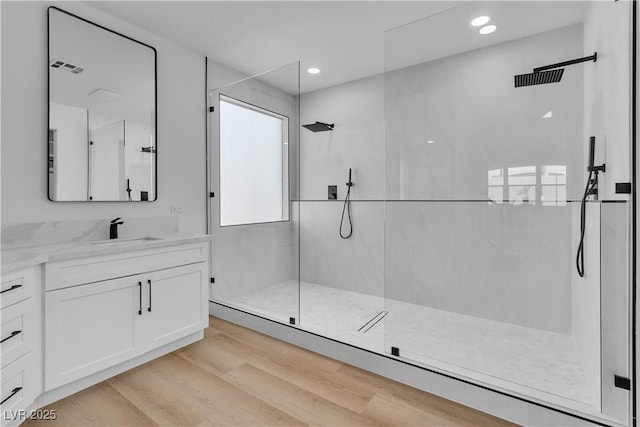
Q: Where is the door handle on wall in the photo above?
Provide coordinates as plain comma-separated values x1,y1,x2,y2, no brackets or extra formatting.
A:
147,279,152,312
138,281,142,315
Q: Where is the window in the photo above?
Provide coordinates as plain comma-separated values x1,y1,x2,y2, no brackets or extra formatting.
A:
487,164,567,207
488,168,504,204
508,166,536,205
219,95,289,226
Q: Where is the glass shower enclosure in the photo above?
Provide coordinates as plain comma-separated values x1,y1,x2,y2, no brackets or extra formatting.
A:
209,1,634,425
209,62,301,326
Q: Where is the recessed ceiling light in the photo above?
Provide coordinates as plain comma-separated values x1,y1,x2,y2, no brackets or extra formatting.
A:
427,140,435,144
307,67,320,74
542,111,553,119
471,16,490,27
479,25,497,35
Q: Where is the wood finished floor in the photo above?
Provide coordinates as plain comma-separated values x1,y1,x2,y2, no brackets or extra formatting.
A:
26,316,517,427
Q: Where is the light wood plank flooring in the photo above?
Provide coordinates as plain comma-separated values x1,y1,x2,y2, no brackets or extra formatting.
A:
25,316,517,427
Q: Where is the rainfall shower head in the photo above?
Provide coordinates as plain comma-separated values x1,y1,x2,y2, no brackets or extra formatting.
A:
302,121,334,132
514,69,564,88
514,52,597,88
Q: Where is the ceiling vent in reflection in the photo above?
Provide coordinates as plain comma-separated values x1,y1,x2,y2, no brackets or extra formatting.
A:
49,58,84,74
88,88,120,101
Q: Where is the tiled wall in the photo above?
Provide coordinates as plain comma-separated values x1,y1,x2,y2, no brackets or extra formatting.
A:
299,24,587,334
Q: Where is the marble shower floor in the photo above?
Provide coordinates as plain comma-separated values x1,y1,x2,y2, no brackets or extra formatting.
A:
223,281,595,407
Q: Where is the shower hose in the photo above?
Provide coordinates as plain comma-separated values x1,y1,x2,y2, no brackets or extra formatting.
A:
576,169,599,277
340,173,353,239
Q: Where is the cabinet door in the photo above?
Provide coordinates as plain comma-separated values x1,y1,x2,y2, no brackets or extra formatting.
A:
144,262,208,350
45,277,144,390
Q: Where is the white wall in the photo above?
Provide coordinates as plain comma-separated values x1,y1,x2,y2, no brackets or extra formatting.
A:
49,102,88,200
570,203,601,411
300,75,385,201
583,0,632,201
1,1,206,232
299,75,385,298
385,24,584,202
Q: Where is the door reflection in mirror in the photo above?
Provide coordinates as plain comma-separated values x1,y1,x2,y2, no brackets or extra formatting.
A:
48,7,156,201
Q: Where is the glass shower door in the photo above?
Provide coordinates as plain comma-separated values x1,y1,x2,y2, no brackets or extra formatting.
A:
208,62,301,325
383,1,632,424
297,74,386,351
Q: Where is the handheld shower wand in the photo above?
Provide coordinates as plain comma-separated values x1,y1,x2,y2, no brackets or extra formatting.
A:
576,136,605,277
340,168,354,239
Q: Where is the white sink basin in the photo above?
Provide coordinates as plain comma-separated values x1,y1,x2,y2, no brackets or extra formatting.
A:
91,237,163,245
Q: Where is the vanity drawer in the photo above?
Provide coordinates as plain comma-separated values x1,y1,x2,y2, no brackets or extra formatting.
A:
1,300,35,369
45,242,208,290
1,352,37,426
1,267,36,310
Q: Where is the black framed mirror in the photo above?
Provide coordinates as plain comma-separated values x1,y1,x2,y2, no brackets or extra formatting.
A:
48,7,157,202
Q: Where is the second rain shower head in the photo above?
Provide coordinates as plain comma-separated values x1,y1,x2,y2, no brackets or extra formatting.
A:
514,52,597,88
302,121,334,132
514,69,564,88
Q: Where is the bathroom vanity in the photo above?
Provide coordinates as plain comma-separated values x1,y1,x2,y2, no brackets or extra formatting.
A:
1,266,41,427
1,232,212,427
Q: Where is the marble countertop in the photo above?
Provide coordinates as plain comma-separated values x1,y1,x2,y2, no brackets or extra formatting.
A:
1,232,214,275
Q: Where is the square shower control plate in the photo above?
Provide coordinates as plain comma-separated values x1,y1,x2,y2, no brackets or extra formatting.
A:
328,185,338,200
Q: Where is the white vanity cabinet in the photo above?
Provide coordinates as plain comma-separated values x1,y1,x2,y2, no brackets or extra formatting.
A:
144,264,208,349
1,266,42,427
44,275,145,389
44,242,209,391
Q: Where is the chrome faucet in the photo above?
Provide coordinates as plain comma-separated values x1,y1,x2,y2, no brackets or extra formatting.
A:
109,218,124,239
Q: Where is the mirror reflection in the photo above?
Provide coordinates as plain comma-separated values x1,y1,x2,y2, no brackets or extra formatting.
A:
48,7,156,201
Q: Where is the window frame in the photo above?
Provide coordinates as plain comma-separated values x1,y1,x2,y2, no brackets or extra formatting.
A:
218,94,290,227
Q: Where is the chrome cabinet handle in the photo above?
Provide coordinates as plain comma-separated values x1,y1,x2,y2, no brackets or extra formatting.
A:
1,387,22,405
147,279,152,312
0,284,22,294
0,330,21,344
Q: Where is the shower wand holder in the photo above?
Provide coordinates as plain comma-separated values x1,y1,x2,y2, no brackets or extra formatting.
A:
588,163,606,173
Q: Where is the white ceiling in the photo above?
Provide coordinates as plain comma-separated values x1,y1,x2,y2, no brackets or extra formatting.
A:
91,1,587,94
91,1,462,93
50,8,155,124
385,1,586,72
